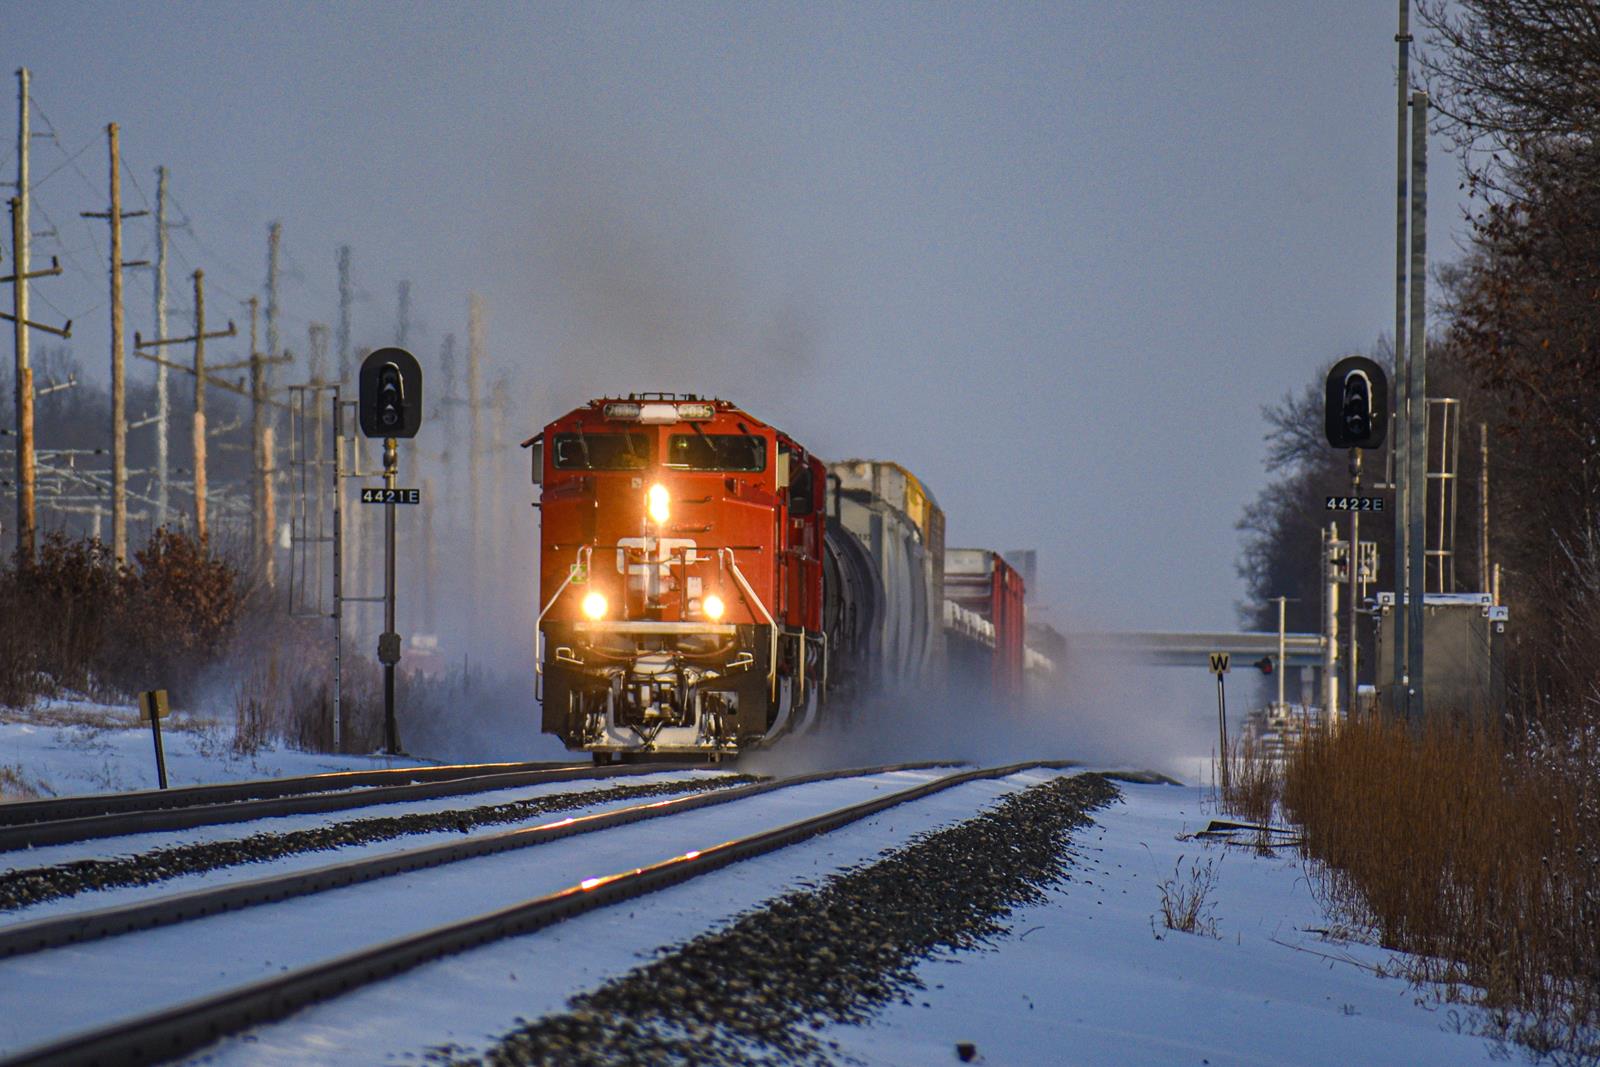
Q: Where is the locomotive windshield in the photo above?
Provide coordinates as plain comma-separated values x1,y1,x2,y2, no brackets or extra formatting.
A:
666,433,767,471
551,432,652,470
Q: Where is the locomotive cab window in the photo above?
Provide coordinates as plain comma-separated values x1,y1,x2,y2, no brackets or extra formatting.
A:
665,433,766,471
551,432,652,470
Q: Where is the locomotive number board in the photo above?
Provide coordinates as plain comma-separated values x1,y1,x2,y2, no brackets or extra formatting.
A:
1325,496,1384,512
360,488,422,504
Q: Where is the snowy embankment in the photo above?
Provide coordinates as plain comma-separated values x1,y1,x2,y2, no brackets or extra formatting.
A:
0,699,430,800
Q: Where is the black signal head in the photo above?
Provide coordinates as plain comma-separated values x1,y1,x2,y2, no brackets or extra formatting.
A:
359,347,423,439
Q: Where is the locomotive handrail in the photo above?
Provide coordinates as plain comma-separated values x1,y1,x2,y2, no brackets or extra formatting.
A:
720,546,780,700
535,545,593,700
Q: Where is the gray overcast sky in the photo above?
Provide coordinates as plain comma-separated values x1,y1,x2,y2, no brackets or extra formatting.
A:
6,3,1467,633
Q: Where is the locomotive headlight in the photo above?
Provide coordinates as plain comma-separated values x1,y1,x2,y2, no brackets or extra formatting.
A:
703,593,726,621
580,590,608,621
647,483,670,524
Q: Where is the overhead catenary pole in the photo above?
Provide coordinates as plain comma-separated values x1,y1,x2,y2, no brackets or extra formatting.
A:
1405,91,1428,720
1392,0,1412,712
152,166,170,527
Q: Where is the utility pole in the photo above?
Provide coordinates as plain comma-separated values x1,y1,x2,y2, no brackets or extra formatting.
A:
266,222,282,364
336,246,352,383
135,271,236,547
247,298,265,569
211,300,293,575
1348,449,1362,721
4,198,69,563
1324,524,1341,720
1391,0,1412,713
192,270,213,546
490,372,509,582
309,322,330,589
467,294,484,602
81,123,149,561
1272,595,1288,712
1405,91,1429,720
12,68,29,560
1479,422,1490,595
396,280,411,347
152,166,171,527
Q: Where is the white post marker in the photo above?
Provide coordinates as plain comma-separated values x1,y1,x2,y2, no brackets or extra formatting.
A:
1209,652,1231,791
139,689,170,789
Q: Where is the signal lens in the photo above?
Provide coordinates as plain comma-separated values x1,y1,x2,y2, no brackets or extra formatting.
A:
703,593,725,621
647,483,670,524
581,591,607,620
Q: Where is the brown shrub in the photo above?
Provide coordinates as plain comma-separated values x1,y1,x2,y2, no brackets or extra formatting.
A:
0,530,245,708
1282,715,1600,1053
107,528,243,695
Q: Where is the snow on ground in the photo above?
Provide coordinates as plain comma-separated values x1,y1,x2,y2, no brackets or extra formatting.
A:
0,698,438,800
823,782,1504,1067
186,775,1505,1066
0,703,1514,1064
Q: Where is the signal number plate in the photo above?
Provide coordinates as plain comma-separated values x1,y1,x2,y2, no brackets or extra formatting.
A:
1325,496,1383,511
361,488,421,504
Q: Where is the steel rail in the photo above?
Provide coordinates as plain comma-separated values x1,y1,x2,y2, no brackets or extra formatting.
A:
0,760,587,829
0,762,707,852
1,760,1080,1067
0,761,955,960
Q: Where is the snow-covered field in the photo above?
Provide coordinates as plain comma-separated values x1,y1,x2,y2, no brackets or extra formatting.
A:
0,703,1510,1065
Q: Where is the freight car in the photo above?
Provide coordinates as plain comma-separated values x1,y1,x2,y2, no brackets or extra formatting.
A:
524,394,1046,758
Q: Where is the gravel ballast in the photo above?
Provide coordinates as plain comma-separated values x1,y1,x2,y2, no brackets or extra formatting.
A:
455,771,1120,1067
0,775,759,912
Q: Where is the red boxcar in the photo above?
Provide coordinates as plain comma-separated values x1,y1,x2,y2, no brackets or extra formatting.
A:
942,548,1027,701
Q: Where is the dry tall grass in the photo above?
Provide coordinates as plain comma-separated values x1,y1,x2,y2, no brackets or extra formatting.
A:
1219,734,1280,828
1282,714,1600,1055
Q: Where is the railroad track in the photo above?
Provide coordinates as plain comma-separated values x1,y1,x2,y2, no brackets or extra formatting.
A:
0,760,698,852
0,760,1073,1067
0,759,584,828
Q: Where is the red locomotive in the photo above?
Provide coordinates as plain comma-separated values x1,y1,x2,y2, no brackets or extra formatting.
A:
525,393,1045,758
